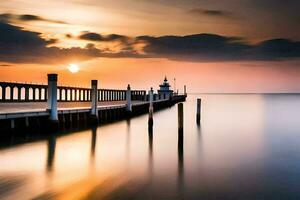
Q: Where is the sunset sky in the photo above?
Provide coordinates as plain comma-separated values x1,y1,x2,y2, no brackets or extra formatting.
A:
0,0,300,92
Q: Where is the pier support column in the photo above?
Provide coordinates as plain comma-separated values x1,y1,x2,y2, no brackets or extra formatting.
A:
126,84,132,114
47,74,59,130
90,80,98,124
25,117,29,127
148,87,154,127
69,113,73,127
77,112,80,122
196,98,201,124
10,119,15,130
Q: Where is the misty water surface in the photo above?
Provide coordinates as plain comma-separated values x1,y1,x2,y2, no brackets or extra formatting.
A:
1,94,300,200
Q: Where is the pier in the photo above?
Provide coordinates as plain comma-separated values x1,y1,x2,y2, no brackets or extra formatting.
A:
0,74,186,132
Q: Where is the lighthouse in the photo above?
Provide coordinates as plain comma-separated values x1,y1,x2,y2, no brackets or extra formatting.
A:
158,76,173,100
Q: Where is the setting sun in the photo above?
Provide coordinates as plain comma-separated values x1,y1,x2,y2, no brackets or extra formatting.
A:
68,64,79,73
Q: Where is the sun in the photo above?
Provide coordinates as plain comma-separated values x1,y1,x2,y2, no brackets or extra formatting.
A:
68,64,79,73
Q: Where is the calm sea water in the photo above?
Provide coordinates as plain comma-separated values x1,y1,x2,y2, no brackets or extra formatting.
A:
1,94,300,200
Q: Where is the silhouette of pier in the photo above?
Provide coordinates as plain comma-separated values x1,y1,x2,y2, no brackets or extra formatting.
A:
0,74,186,132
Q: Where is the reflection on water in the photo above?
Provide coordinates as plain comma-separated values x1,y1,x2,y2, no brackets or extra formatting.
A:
91,127,97,157
46,135,56,173
148,123,153,176
1,94,300,199
177,125,184,198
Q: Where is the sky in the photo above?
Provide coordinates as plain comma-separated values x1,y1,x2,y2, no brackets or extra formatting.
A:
0,0,300,92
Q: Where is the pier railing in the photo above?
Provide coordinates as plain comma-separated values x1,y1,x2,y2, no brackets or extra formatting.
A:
0,82,147,102
0,74,188,132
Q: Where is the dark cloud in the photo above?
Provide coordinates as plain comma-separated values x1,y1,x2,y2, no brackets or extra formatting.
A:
0,22,299,64
19,14,43,21
79,31,129,42
0,22,54,47
65,33,73,38
20,14,66,24
0,22,100,64
0,13,67,24
137,34,300,62
79,32,102,41
256,39,300,60
188,8,232,18
0,13,12,23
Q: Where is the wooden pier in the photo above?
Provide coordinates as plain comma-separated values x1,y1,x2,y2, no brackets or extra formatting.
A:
0,74,186,133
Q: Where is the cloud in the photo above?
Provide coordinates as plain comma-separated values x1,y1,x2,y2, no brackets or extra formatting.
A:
0,13,67,24
0,22,100,64
0,13,12,22
256,39,300,60
19,14,66,24
65,33,73,38
136,34,300,62
79,31,129,42
188,8,233,18
79,32,102,41
0,22,299,64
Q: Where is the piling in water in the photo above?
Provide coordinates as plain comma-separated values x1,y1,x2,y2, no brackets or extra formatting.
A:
178,103,184,134
148,87,154,127
148,106,153,127
148,120,153,142
126,84,132,115
196,98,201,124
177,103,184,195
178,103,184,160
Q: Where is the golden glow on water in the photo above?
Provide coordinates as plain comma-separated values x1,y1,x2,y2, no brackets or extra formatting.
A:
1,95,300,199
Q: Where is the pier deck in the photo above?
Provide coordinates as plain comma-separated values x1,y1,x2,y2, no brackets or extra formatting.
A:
0,100,156,119
0,74,187,132
0,96,186,132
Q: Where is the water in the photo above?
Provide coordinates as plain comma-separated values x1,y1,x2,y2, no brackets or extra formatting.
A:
1,94,300,200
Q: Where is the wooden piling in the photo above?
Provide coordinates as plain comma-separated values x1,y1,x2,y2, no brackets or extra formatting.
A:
178,103,184,133
178,103,184,168
148,87,154,127
126,84,132,113
196,98,201,124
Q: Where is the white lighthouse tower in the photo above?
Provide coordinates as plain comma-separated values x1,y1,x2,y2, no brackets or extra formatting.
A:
158,76,173,100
